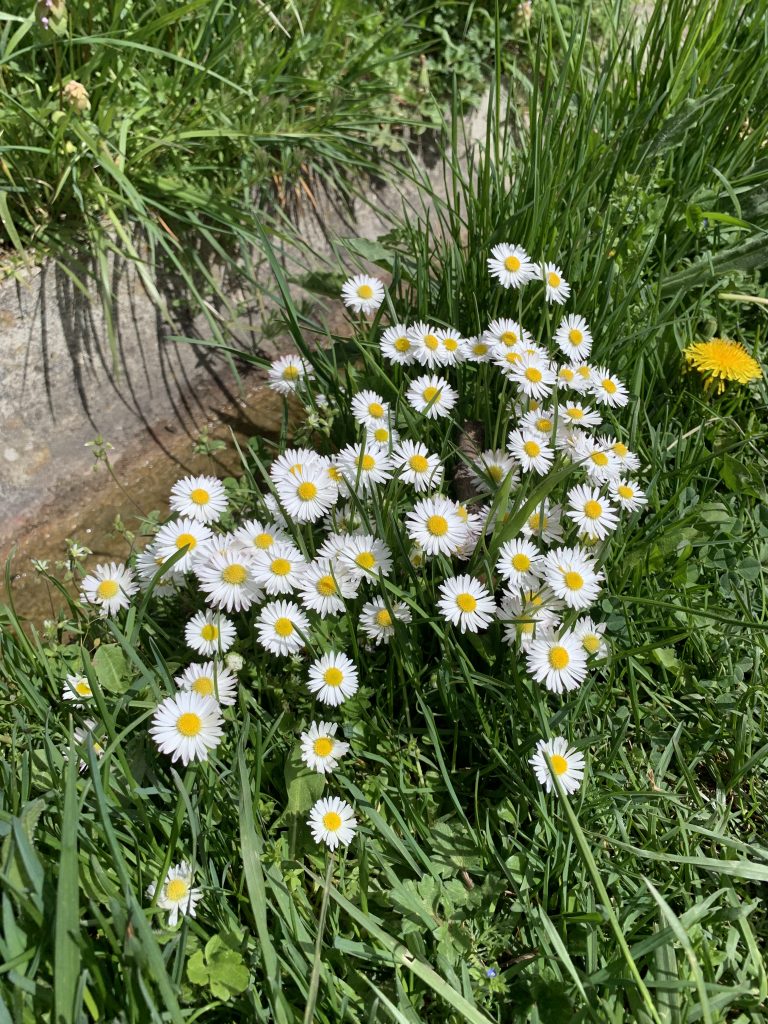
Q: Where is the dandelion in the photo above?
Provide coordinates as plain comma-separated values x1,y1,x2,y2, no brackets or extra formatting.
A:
380,323,415,365
251,541,306,596
554,314,593,362
406,496,467,557
255,601,310,657
437,575,496,633
529,737,585,794
175,661,238,706
341,274,385,315
62,673,93,703
525,630,588,693
80,562,138,616
540,262,571,304
149,691,224,765
609,478,648,511
196,549,264,612
359,596,413,645
684,338,762,391
566,484,620,541
406,374,458,419
146,862,202,926
308,797,357,849
487,243,537,289
300,722,350,774
185,610,236,657
169,475,228,524
392,440,444,492
268,354,313,395
507,429,555,475
307,652,359,705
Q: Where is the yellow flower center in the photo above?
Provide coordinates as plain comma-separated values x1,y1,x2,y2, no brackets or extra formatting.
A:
254,532,273,549
424,333,439,351
456,593,477,613
323,667,344,687
504,254,521,272
270,558,291,577
488,464,504,483
577,365,591,379
317,575,337,597
282,365,300,381
528,513,541,531
523,440,541,458
374,428,389,443
222,564,248,585
357,284,373,299
566,407,583,420
547,272,561,287
618,484,634,499
591,452,609,466
375,609,392,628
313,736,334,757
97,579,119,600
568,329,583,345
583,634,601,654
394,336,410,352
176,712,202,737
560,368,575,381
368,402,384,418
75,680,92,696
427,515,449,536
602,378,617,394
500,331,518,347
192,676,214,696
176,533,197,551
297,482,318,501
361,454,376,471
165,878,190,902
422,386,440,403
549,646,570,669
323,811,342,831
200,624,218,642
550,754,568,775
190,488,210,505
564,571,584,590
409,454,429,473
525,367,543,383
613,443,628,458
274,617,294,637
536,418,552,432
443,337,459,351
355,551,376,570
505,351,521,364
584,500,602,520
511,553,531,572
472,342,489,356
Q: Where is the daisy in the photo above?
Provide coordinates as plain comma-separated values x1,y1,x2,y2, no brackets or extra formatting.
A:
464,336,493,363
234,518,289,554
251,540,306,596
341,274,385,315
590,366,629,408
255,600,310,657
609,478,648,511
297,558,359,616
573,434,621,482
359,596,413,645
540,262,571,304
80,562,138,617
367,424,400,449
154,518,212,574
437,575,496,633
556,362,591,393
380,323,416,365
308,796,357,850
195,549,263,612
146,862,202,926
135,544,183,597
275,463,338,523
520,500,565,545
496,538,542,592
268,354,313,395
307,651,359,705
526,630,588,693
408,321,445,368
499,590,561,648
337,444,393,494
436,327,466,365
471,449,518,491
487,243,536,289
599,436,641,474
338,535,393,583
573,616,608,658
483,318,530,350
351,390,391,428
406,374,458,419
269,447,325,485
175,661,238,706
511,351,556,400
72,719,105,773
529,737,585,795
300,722,350,774
454,502,488,560
542,546,604,610
149,691,224,766
62,673,93,703
405,496,467,557
558,402,602,430
393,440,444,492
554,315,593,362
169,475,228,525
493,346,524,376
185,610,236,657
519,408,556,439
507,429,554,475
566,484,620,541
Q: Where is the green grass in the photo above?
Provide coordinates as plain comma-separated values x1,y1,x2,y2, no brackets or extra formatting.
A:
2,1,768,1021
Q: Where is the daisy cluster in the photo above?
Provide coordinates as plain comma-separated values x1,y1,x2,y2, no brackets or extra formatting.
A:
70,244,649,912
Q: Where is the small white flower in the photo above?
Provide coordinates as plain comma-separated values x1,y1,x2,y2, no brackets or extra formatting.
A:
146,861,202,926
308,796,357,849
519,408,556,439
487,243,537,289
307,651,359,705
233,518,289,554
558,401,603,430
338,535,393,583
496,538,543,593
196,548,264,612
408,321,445,368
297,559,359,616
169,475,228,524
80,562,138,617
510,351,556,400
149,691,224,766
520,500,565,546
526,630,588,693
351,390,390,428
275,463,338,523
542,546,604,610
405,496,467,558
380,323,416,365
573,434,621,483
566,484,620,541
255,600,310,657
337,444,393,494
554,315,593,362
529,737,585,794
483,318,531,350
435,327,466,365
269,447,324,485
359,596,412,645
437,575,496,633
341,274,385,315
499,590,561,648
71,719,105,773
135,544,183,596
556,363,592,393
62,673,93,703
251,540,306,596
507,429,554,475
268,354,313,395
573,616,608,658
406,374,458,419
154,518,213,574
392,440,444,492
600,436,641,473
609,478,648,511
540,262,571,304
300,722,350,774
175,660,238,706
366,423,400,450
464,336,494,362
471,449,518,492
590,366,629,407
185,610,237,657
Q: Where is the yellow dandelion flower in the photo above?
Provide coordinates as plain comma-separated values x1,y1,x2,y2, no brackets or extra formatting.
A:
684,338,761,392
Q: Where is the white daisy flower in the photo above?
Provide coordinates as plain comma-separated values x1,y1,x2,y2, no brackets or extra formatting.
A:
196,549,263,612
275,463,338,523
507,429,555,475
406,374,458,419
437,575,496,633
471,449,518,491
519,408,556,439
146,861,202,926
359,597,413,645
492,345,524,376
436,327,466,365
461,336,490,362
408,321,445,368
542,546,604,610
71,719,105,773
454,502,488,560
566,484,620,541
251,540,306,596
149,691,224,766
590,366,629,407
337,444,393,494
558,402,602,430
520,500,565,546
526,630,588,693
269,447,324,485
380,323,416,365
540,262,571,304
483,318,530,350
366,424,400,450
135,544,183,597
529,737,585,795
154,518,212,574
341,274,385,315
80,562,139,617
496,538,542,592
405,496,467,557
297,559,359,616
185,610,236,657
255,600,310,657
554,315,593,362
487,243,537,289
392,440,444,492
351,390,390,428
268,354,313,395
499,590,561,648
300,722,350,774
573,434,621,482
609,478,648,511
511,351,557,400
556,363,592,393
307,651,359,706
63,673,93,703
338,535,393,583
233,518,289,554
573,616,608,658
308,796,357,850
169,475,228,524
600,436,641,473
175,661,238,706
